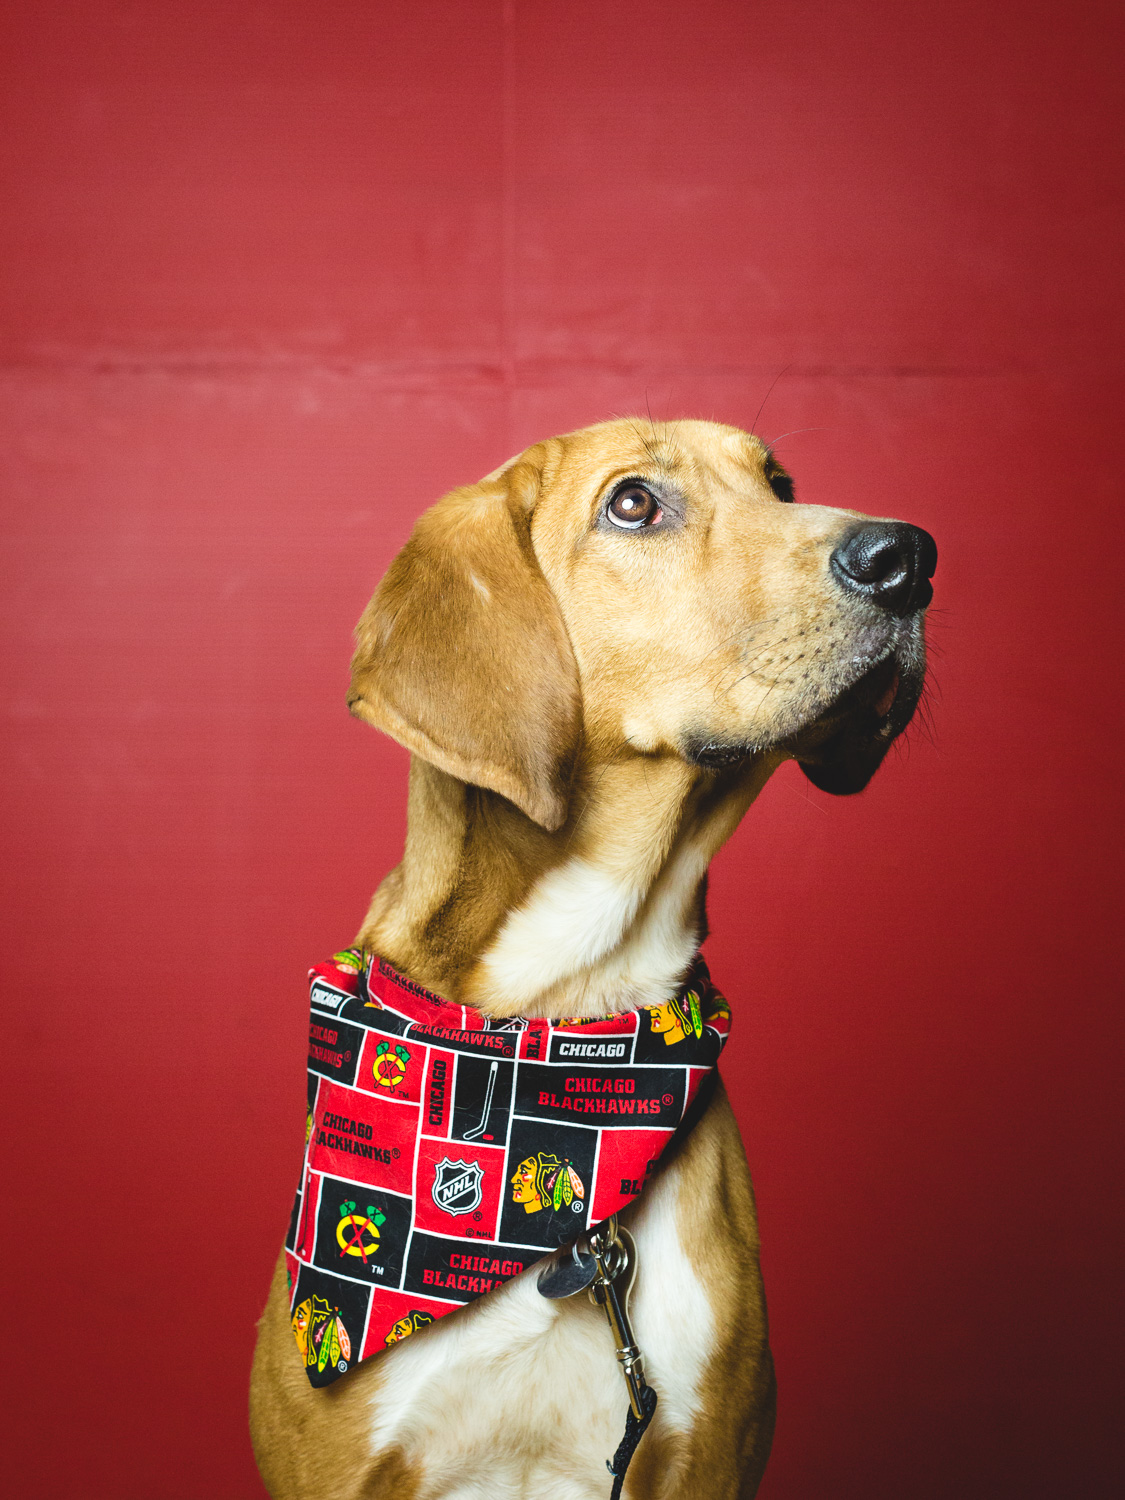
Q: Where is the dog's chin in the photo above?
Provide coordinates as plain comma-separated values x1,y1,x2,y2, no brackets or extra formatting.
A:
793,656,923,795
684,656,924,793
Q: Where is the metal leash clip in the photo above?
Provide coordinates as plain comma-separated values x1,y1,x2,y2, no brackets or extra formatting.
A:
537,1216,648,1420
587,1217,647,1420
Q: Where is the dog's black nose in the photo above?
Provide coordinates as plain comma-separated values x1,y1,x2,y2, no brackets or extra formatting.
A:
830,522,937,616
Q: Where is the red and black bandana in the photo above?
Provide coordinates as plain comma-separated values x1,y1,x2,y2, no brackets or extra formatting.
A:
286,951,730,1387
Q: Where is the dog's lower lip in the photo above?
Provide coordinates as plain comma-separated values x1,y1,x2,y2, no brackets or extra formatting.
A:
874,671,900,718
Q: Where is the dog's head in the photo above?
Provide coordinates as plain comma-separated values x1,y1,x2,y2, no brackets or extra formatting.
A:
349,419,935,829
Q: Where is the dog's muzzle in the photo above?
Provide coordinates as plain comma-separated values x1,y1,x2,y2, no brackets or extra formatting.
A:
794,523,934,794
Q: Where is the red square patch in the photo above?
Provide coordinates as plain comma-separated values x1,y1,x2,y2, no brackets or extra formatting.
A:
413,1136,505,1241
420,1047,455,1138
359,1288,459,1361
309,1080,418,1196
590,1128,672,1222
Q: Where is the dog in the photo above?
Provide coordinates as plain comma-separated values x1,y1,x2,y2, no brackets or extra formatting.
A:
249,417,935,1499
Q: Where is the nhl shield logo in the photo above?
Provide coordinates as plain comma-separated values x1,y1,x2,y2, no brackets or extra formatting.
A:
431,1157,484,1216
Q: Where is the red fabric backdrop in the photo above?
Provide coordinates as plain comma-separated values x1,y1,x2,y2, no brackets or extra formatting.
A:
2,3,1121,1495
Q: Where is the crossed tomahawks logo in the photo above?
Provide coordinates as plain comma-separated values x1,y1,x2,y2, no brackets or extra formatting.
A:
372,1040,411,1089
336,1198,386,1264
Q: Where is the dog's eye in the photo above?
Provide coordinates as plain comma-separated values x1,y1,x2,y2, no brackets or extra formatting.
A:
607,484,663,530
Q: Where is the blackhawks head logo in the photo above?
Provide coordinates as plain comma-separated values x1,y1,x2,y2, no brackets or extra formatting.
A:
646,989,705,1046
373,1040,411,1088
336,1199,386,1264
510,1153,585,1215
384,1309,435,1346
292,1295,352,1375
707,990,731,1032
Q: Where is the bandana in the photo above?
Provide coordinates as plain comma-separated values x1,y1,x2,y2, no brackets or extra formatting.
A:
286,950,730,1387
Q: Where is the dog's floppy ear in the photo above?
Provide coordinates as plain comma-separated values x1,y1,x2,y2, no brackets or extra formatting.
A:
348,453,580,831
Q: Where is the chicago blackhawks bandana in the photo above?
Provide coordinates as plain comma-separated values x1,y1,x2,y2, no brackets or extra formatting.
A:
286,950,730,1387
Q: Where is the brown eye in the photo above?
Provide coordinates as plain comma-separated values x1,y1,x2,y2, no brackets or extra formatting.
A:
607,484,662,530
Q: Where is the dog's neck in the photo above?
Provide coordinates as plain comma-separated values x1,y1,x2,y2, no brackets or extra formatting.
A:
357,751,778,1018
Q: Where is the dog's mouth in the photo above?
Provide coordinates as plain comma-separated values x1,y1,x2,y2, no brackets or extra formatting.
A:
792,651,924,795
686,639,926,793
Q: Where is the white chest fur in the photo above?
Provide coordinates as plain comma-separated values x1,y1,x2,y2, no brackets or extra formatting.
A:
366,1156,712,1499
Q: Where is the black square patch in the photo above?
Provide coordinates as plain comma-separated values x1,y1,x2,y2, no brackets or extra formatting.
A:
311,1175,411,1289
289,1265,371,1388
498,1118,597,1249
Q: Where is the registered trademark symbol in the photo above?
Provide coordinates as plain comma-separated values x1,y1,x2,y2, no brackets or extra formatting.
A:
472,1210,482,1221
662,1093,673,1106
392,1148,400,1159
345,1051,352,1060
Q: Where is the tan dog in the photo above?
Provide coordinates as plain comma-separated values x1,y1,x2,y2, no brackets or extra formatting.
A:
250,418,935,1499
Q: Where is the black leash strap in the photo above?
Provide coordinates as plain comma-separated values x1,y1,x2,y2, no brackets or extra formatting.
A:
607,1382,658,1498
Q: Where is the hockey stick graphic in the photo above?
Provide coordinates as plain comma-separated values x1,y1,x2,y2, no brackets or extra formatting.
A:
463,1060,498,1141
